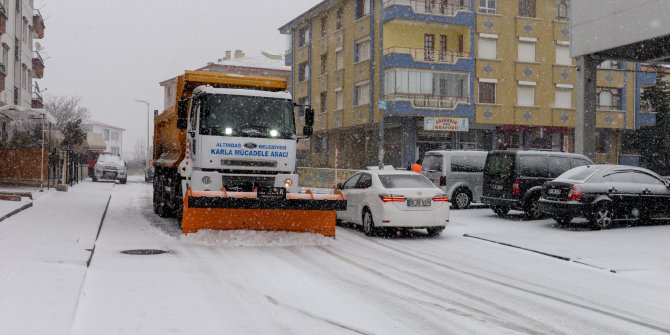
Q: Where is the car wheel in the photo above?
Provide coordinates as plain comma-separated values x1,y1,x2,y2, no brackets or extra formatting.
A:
589,203,614,230
426,226,445,237
553,215,572,225
492,206,510,216
451,189,471,210
119,178,127,184
523,194,543,220
362,209,377,237
92,175,98,182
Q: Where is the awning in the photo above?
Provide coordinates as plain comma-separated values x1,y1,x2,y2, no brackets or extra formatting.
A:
84,132,106,151
0,105,56,124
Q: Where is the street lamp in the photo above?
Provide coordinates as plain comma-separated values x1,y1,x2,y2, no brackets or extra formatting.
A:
134,99,150,174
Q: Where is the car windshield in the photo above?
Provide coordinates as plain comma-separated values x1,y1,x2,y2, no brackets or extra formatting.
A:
379,174,436,189
98,155,124,164
199,94,296,139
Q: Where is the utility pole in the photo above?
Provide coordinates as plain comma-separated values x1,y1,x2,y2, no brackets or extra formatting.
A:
134,100,151,171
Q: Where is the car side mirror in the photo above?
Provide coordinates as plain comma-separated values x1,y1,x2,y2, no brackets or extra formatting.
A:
177,99,189,129
336,183,343,189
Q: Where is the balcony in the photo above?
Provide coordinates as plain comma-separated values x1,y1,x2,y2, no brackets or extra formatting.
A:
0,4,6,36
33,10,45,39
385,47,469,65
0,63,5,92
32,86,43,109
32,51,45,79
383,0,470,16
386,94,469,109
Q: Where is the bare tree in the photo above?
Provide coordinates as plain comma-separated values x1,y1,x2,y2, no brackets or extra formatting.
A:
44,96,90,129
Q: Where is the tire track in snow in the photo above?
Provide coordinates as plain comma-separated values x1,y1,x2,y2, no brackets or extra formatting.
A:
314,246,550,335
363,236,670,334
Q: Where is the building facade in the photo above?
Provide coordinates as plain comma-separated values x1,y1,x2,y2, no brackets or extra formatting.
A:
0,0,45,144
82,121,125,156
281,0,656,169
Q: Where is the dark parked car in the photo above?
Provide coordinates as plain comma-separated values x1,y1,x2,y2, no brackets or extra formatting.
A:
482,150,593,219
539,165,670,229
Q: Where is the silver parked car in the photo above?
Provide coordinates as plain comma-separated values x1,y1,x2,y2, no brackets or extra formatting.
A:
93,154,127,184
422,150,488,209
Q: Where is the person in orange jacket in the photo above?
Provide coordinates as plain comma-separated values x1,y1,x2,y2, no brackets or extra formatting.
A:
411,159,422,173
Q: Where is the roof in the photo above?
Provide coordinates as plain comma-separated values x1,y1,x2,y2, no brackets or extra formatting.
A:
204,54,289,72
278,0,336,33
84,120,126,131
193,87,292,100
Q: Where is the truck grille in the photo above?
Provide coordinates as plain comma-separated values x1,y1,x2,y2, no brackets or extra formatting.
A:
222,159,277,168
222,175,275,192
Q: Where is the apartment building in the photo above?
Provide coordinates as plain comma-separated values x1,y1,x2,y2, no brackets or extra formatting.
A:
281,0,477,169
474,0,655,164
82,121,125,156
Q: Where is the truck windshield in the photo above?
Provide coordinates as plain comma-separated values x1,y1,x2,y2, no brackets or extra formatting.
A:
199,94,296,139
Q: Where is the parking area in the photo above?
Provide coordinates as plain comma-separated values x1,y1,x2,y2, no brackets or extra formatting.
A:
447,207,670,290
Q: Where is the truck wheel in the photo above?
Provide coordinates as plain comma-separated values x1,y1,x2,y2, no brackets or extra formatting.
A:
451,189,471,209
492,206,510,216
174,179,183,227
152,177,159,214
156,176,170,218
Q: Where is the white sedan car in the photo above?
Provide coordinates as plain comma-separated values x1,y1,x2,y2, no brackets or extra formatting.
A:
337,170,450,237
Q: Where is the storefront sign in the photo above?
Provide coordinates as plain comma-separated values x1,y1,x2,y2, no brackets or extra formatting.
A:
424,117,469,132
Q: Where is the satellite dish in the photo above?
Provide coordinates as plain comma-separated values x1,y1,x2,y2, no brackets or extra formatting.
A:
35,42,43,51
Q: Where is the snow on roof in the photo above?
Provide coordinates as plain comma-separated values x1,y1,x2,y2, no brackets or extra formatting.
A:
207,53,289,72
0,104,55,123
193,86,292,100
84,120,126,131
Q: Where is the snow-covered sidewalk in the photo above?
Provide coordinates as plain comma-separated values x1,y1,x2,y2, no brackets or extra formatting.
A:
0,181,114,335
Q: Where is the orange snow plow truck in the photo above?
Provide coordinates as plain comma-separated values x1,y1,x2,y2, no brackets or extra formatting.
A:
152,71,346,236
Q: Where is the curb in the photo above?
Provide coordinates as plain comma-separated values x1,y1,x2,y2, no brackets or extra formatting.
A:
0,202,33,223
463,233,617,273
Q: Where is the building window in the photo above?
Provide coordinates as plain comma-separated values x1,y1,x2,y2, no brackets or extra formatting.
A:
479,0,496,14
336,49,344,69
384,69,468,98
354,81,370,106
22,17,28,43
336,8,344,30
424,34,435,61
556,0,570,20
355,0,371,20
555,88,572,108
354,39,370,63
111,132,119,141
320,92,327,113
518,41,536,62
596,87,622,109
519,0,536,17
320,54,328,75
298,62,310,82
598,60,622,69
320,16,328,36
297,98,307,117
21,64,27,89
298,27,311,47
479,82,496,103
104,129,110,140
335,89,343,111
0,120,8,142
458,34,464,54
556,45,571,65
517,84,535,107
111,147,120,156
478,37,496,60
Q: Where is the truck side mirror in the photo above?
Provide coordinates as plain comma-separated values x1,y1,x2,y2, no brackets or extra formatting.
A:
177,99,189,129
305,107,315,127
303,125,313,137
336,183,343,189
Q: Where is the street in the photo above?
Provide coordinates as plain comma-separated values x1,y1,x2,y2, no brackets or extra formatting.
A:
2,177,670,335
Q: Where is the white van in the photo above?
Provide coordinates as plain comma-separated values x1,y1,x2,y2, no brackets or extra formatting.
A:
422,150,488,209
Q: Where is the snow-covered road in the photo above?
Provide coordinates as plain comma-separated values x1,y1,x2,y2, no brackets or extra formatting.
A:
4,178,670,335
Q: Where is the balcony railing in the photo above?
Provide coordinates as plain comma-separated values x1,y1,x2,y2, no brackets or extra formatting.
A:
33,9,45,39
383,0,470,16
32,89,43,108
32,51,45,79
385,47,470,64
385,94,469,109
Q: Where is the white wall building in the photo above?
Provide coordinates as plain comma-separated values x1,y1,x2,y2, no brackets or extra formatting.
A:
82,121,125,156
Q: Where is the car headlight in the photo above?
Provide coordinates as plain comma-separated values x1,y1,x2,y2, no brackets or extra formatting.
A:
202,176,212,185
284,178,293,188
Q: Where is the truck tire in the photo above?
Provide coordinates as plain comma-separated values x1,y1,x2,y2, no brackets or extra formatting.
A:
152,177,159,214
156,175,171,218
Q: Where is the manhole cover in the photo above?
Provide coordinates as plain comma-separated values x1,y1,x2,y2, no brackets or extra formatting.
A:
120,249,169,255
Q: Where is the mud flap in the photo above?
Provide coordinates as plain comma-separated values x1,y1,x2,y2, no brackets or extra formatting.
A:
181,188,347,237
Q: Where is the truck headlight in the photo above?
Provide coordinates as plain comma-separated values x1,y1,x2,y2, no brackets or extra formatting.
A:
284,178,293,188
202,176,212,185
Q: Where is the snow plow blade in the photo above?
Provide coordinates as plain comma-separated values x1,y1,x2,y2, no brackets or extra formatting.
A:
182,188,347,237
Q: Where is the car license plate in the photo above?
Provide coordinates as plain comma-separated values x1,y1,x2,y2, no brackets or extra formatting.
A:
493,184,504,191
548,189,562,195
257,187,286,200
407,198,431,207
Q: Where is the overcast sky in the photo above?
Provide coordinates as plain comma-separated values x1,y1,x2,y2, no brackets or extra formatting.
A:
35,0,318,157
